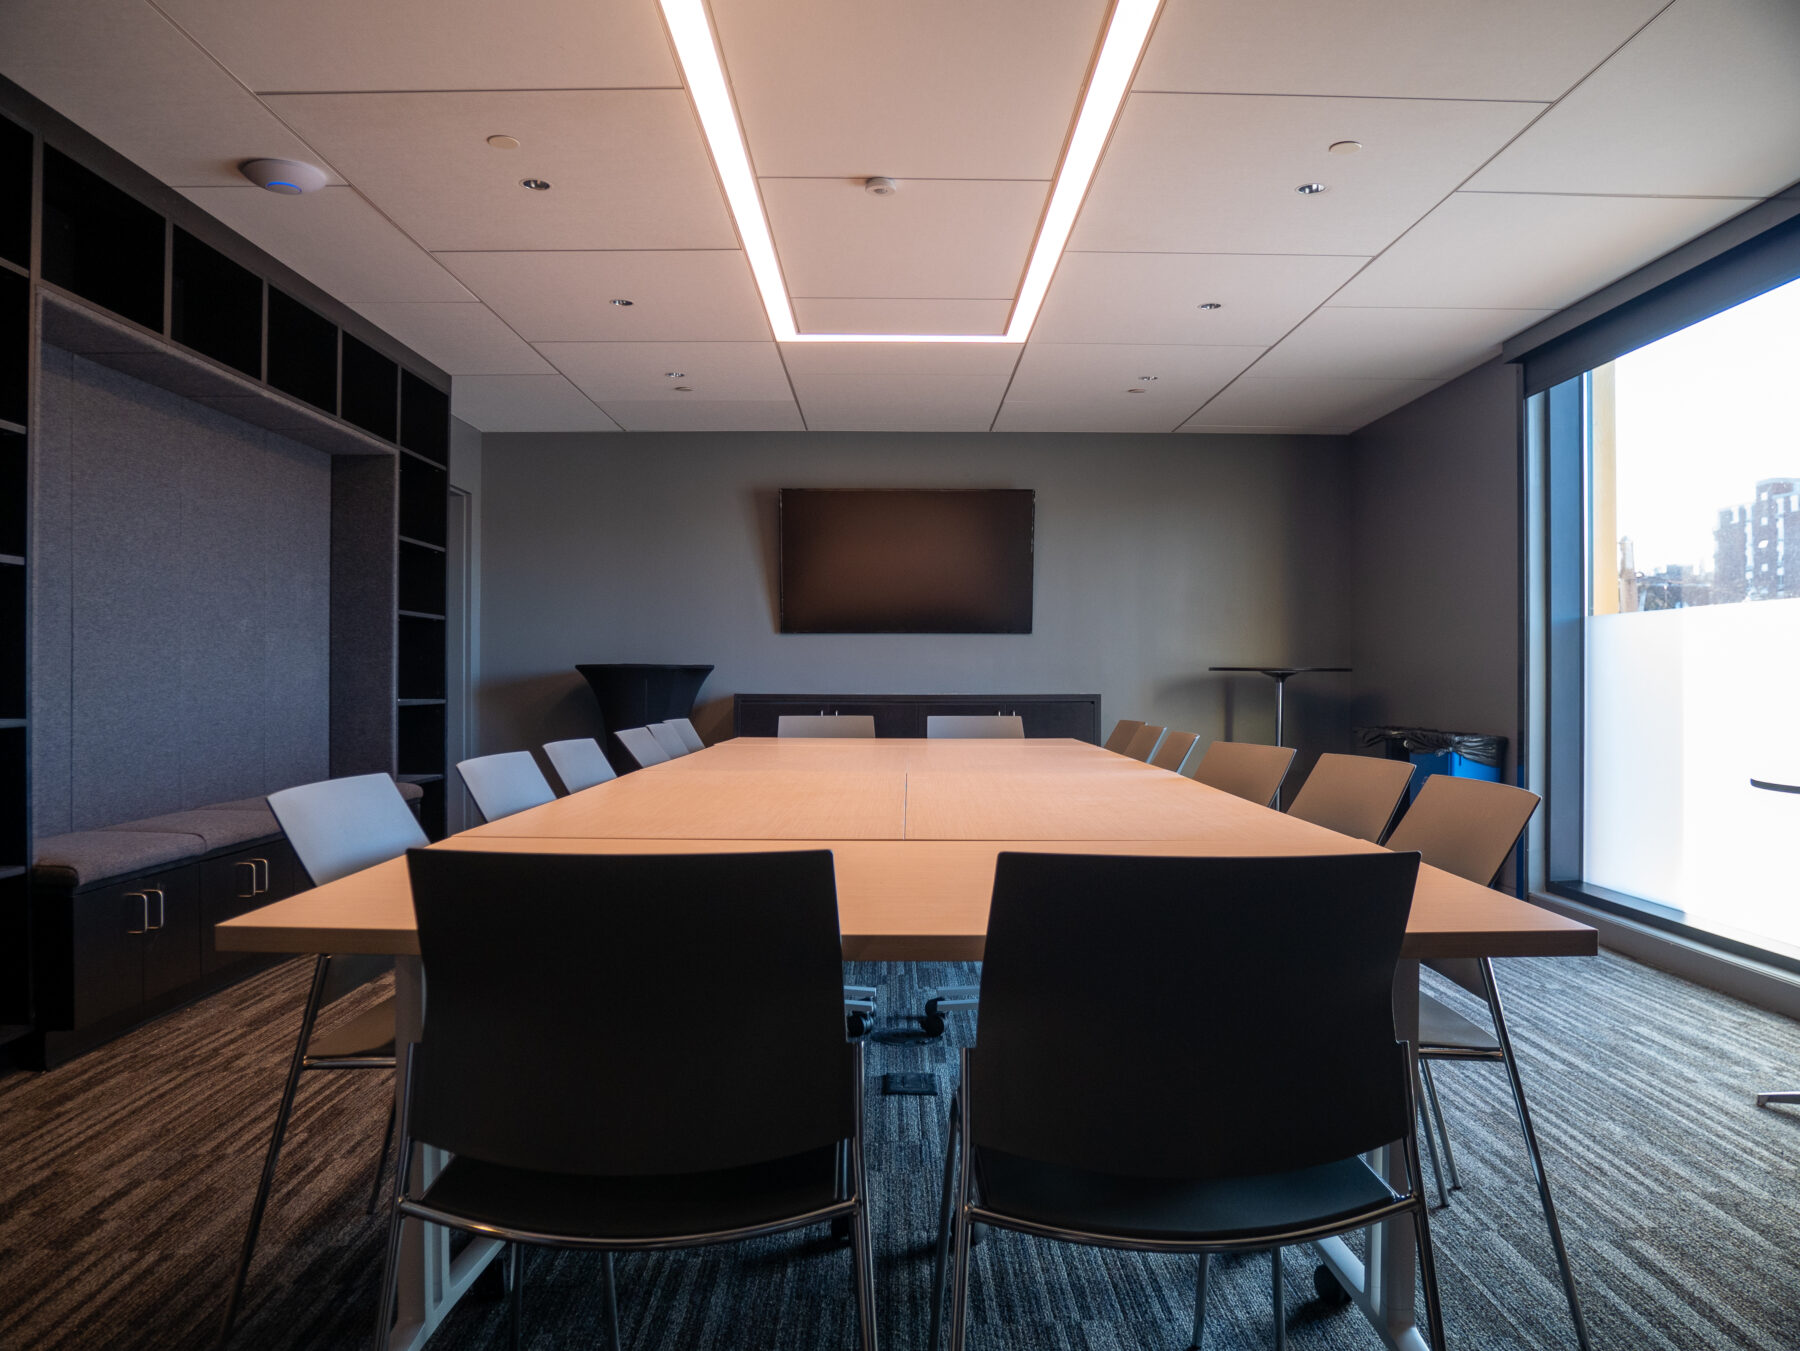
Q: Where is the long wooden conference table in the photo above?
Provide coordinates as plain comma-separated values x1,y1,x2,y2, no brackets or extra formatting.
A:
220,737,1596,1351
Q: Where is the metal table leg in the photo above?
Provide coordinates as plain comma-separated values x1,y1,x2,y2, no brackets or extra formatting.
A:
388,956,503,1351
1314,959,1433,1351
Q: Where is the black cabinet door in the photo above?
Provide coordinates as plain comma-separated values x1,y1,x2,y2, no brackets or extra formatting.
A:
69,880,148,1027
140,866,201,1002
201,841,296,975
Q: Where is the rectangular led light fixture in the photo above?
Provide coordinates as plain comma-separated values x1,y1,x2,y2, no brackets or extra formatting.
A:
658,0,1162,344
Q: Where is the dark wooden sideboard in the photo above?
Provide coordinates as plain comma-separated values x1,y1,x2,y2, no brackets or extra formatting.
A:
733,693,1100,742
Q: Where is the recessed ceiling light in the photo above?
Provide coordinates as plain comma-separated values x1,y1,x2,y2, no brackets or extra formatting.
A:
1327,140,1362,155
665,371,686,379
657,0,1161,343
1127,387,1149,394
521,178,551,191
487,135,521,150
610,298,634,307
1135,374,1159,381
1197,302,1223,310
1296,182,1328,195
673,386,694,393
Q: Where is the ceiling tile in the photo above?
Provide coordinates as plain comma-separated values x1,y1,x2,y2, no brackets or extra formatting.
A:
1182,376,1443,431
157,0,677,92
711,0,1109,178
0,1,345,189
180,186,472,303
1137,0,1669,101
599,400,806,432
437,252,771,342
1332,192,1757,310
450,375,620,432
348,303,549,375
537,342,792,402
789,372,1011,432
1033,253,1367,345
992,400,1195,433
1465,0,1800,198
263,91,735,251
766,178,1046,299
1006,343,1263,406
1073,93,1541,256
778,343,1023,377
791,299,1014,337
1247,307,1552,381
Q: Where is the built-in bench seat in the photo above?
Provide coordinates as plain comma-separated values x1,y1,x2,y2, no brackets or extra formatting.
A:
28,778,424,1066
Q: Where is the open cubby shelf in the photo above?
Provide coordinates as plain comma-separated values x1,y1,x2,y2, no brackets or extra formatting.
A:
2,270,27,428
341,333,397,441
0,111,27,271
170,228,262,380
266,286,337,416
40,147,164,332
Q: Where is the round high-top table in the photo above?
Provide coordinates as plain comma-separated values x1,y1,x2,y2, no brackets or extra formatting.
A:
1752,775,1800,1108
1207,666,1352,748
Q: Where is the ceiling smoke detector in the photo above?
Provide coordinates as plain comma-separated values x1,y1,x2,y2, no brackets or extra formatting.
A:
239,158,328,195
520,178,552,191
863,176,899,196
1296,182,1328,195
487,135,521,150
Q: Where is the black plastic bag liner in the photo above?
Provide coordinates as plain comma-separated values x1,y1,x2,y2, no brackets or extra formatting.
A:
1357,726,1505,768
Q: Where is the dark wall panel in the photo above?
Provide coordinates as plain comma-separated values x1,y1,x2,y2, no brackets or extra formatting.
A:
29,347,73,835
33,349,331,834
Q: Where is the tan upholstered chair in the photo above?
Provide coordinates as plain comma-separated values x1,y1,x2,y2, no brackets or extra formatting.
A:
1102,719,1144,753
1389,774,1589,1349
1184,741,1295,807
1148,729,1200,774
1285,753,1414,841
1121,724,1164,761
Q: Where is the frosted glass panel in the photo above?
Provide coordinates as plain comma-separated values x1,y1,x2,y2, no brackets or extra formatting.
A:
1585,598,1800,950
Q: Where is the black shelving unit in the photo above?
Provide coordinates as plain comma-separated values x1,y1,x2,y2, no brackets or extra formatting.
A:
0,83,457,1062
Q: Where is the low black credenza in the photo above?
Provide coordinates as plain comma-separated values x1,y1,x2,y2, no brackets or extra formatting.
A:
733,693,1101,742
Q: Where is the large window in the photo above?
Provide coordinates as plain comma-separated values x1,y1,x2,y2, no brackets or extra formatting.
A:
1567,275,1800,958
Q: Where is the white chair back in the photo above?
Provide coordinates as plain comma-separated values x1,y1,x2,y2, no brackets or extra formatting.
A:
543,738,618,794
777,714,877,738
648,723,691,759
267,773,427,888
926,714,1024,739
665,717,706,753
456,751,557,823
617,726,670,767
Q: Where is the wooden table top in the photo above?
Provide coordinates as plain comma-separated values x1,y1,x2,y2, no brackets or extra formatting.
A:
220,738,1595,963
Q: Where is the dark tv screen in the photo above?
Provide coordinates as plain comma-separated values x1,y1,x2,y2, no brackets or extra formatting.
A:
779,489,1035,634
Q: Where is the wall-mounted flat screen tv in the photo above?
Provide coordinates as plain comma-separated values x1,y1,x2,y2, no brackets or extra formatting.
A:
779,489,1035,634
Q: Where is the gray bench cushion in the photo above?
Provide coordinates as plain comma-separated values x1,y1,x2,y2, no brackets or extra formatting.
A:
34,831,208,892
106,810,280,854
214,777,424,810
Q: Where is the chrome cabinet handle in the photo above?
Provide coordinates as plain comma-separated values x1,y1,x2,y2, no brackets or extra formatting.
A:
253,858,269,894
126,892,148,934
237,861,258,899
146,888,166,931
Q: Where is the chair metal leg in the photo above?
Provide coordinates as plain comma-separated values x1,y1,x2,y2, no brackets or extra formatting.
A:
219,955,331,1347
506,1243,522,1351
367,1099,397,1216
1756,1090,1800,1107
1482,959,1589,1351
1187,1254,1210,1350
1271,1247,1286,1351
603,1252,620,1351
947,1058,976,1351
1421,1059,1461,1192
1417,1079,1449,1210
372,1141,410,1351
930,1094,960,1351
851,1195,879,1351
1402,1120,1447,1351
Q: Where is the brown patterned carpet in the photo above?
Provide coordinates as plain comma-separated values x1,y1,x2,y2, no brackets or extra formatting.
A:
4,949,1800,1350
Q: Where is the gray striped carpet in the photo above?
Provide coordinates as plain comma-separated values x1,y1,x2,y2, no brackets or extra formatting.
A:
4,949,1800,1350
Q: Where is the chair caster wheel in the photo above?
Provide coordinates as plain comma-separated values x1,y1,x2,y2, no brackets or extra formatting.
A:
846,1010,872,1038
1313,1263,1352,1308
831,1216,853,1243
918,1012,947,1038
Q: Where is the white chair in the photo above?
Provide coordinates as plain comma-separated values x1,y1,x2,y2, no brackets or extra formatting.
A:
664,717,706,753
778,714,876,738
222,774,427,1342
925,714,1024,739
648,722,691,759
455,750,556,823
617,726,670,767
542,737,618,794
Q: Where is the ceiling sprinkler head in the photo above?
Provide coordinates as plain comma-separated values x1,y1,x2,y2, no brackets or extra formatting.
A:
863,176,899,196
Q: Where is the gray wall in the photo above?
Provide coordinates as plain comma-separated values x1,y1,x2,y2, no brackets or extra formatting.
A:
477,431,1359,766
1346,360,1523,778
32,348,332,834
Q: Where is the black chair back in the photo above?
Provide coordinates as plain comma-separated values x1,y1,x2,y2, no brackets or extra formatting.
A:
405,848,855,1176
970,850,1420,1179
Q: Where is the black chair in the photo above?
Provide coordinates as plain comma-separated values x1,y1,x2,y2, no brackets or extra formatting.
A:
377,848,876,1351
930,851,1442,1351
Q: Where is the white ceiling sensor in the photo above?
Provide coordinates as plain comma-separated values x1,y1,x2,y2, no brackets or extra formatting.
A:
239,157,329,194
864,176,899,196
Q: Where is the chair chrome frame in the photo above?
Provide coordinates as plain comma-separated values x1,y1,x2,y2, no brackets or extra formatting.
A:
376,1042,878,1351
930,1046,1443,1351
1419,955,1590,1351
